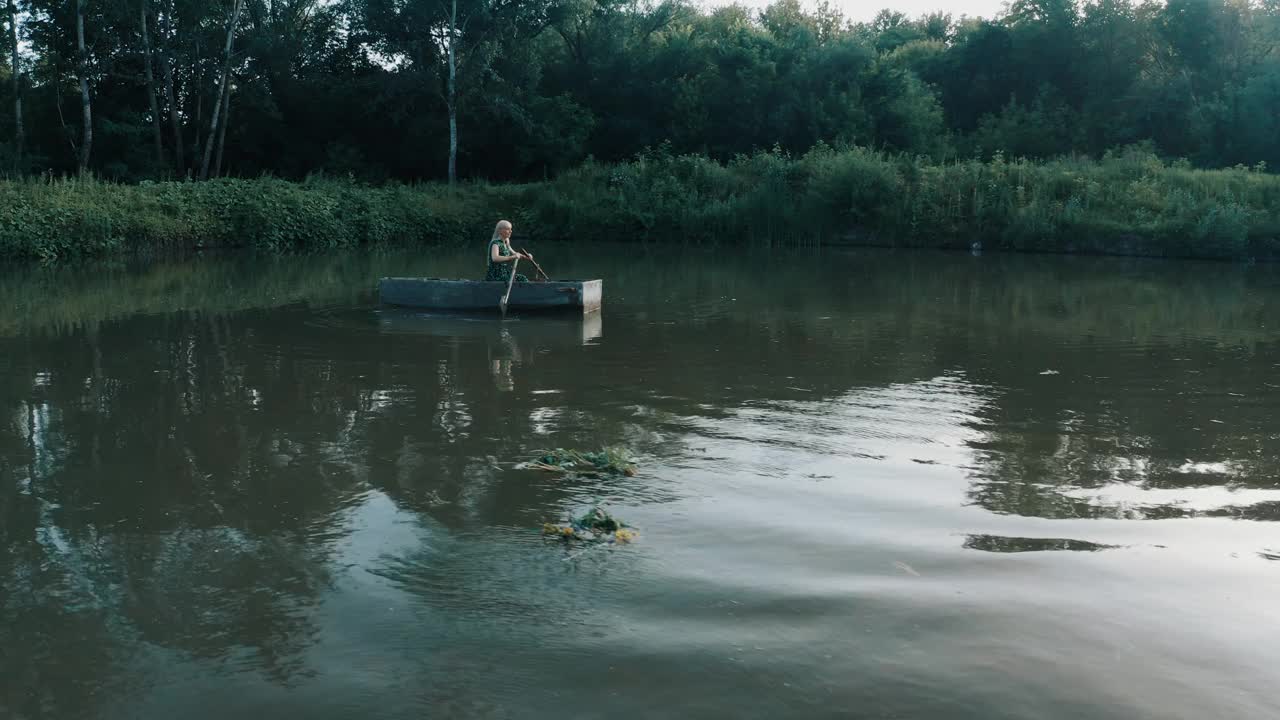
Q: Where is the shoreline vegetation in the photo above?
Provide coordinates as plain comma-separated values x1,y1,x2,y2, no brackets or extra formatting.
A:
4,1,1280,265
2,146,1277,264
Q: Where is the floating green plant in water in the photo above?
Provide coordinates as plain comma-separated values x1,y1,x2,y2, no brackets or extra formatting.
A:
543,505,637,544
527,447,638,477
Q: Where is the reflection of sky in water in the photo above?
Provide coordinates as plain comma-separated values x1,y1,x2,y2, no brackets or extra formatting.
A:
527,406,563,435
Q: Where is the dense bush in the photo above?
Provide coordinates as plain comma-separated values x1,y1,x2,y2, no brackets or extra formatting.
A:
0,176,520,261
531,146,1280,260
3,147,1279,263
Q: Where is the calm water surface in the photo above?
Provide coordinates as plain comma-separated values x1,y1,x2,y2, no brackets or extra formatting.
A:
2,246,1279,719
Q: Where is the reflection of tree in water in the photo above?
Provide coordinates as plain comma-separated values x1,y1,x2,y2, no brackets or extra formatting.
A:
963,534,1119,553
117,527,328,685
0,531,128,719
0,313,357,702
961,332,1280,520
0,251,464,338
594,249,1280,522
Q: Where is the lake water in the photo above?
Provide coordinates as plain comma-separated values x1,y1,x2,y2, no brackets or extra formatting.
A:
2,245,1279,719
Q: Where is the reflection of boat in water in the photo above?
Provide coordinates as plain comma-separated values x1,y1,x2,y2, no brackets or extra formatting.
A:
379,278,602,313
377,308,602,346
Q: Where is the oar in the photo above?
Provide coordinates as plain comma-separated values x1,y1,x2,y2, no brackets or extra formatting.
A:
499,256,520,316
520,249,551,281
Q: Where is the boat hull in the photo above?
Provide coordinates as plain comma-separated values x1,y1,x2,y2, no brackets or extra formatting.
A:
378,278,602,313
378,308,602,345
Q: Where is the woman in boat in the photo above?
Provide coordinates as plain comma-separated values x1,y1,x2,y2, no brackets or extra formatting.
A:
484,220,531,283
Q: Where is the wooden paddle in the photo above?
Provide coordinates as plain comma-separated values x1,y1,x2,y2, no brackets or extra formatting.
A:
499,256,520,316
519,249,551,281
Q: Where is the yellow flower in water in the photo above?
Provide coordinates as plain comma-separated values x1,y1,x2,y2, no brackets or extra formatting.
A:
614,529,637,543
561,526,575,537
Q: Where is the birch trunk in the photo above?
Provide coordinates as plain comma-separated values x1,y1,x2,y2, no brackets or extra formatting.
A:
76,0,92,172
140,0,165,166
200,0,242,180
213,78,231,177
193,35,203,167
447,0,457,185
158,3,183,171
7,0,22,170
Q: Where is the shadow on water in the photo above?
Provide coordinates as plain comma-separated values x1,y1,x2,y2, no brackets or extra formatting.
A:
2,245,1280,718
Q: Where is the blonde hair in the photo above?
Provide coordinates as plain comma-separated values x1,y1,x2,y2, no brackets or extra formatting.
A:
490,220,512,243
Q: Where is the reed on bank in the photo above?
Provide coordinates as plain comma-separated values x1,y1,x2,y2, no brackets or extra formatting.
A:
2,145,1277,262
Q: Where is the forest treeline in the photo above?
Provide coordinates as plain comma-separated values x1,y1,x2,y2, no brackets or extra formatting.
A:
1,0,1279,182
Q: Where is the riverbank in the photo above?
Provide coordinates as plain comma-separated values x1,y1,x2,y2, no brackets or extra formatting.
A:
3,146,1278,262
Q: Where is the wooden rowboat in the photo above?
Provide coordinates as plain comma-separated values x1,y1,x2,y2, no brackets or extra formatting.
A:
377,308,602,345
378,277,602,314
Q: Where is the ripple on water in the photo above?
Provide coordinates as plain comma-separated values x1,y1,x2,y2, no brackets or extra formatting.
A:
667,375,990,474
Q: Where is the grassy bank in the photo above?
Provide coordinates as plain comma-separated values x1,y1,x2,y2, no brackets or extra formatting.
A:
3,146,1279,262
0,176,521,262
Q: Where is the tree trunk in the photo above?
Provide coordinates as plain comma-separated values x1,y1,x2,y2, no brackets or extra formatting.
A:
194,35,203,168
200,0,242,180
158,2,183,172
213,77,231,177
140,0,165,167
54,62,80,158
447,0,457,185
75,0,92,173
8,0,22,171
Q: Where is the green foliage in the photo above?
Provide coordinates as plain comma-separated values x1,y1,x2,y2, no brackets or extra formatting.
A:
969,90,1083,160
531,447,638,477
0,176,504,261
525,145,1280,259
542,505,636,543
573,506,625,533
4,146,1280,263
5,0,1280,181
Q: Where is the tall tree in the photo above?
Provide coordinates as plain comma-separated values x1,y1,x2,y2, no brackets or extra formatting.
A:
140,0,164,166
1077,0,1144,151
75,0,92,172
446,0,457,184
200,0,243,179
7,0,22,171
156,0,182,172
350,0,556,181
213,70,230,176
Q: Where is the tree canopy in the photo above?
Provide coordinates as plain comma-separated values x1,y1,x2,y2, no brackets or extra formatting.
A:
2,0,1278,182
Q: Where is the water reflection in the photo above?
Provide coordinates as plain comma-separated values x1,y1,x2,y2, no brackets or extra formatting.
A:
377,308,603,346
1,247,1279,718
963,535,1121,553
